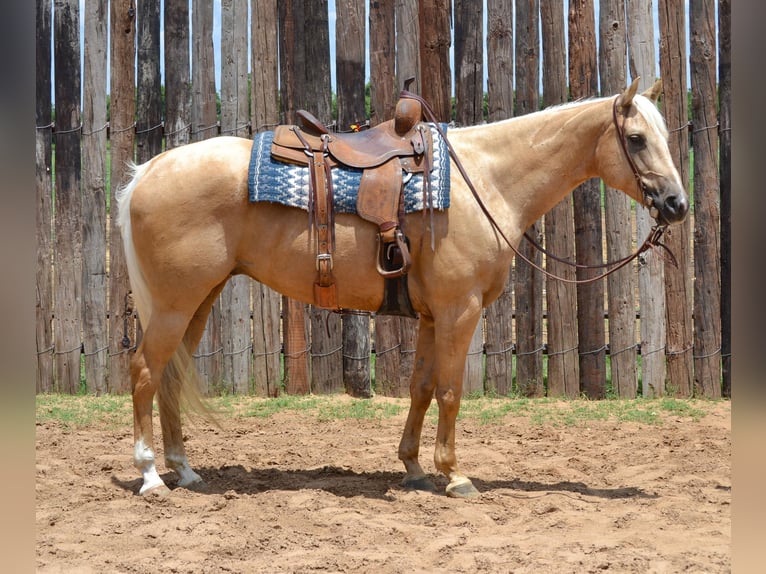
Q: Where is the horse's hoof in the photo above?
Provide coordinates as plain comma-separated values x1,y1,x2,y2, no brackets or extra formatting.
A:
401,475,437,493
446,478,480,499
140,483,172,498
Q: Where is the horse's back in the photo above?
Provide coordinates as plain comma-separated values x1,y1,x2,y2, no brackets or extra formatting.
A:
142,136,253,190
132,136,252,220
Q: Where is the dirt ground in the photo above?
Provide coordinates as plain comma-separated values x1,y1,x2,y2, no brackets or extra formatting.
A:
36,396,730,573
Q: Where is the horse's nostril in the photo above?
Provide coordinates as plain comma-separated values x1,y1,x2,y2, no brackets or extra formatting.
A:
664,193,689,221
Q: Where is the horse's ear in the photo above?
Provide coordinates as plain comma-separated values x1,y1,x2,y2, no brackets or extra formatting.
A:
641,78,663,103
619,77,641,111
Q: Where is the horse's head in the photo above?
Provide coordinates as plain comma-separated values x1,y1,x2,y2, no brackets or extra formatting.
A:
599,78,689,225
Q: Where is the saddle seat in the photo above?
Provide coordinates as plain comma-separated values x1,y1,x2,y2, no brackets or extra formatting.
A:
272,97,430,171
269,94,433,315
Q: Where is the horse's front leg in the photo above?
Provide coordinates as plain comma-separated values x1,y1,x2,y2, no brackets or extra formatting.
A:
432,301,483,498
398,316,437,492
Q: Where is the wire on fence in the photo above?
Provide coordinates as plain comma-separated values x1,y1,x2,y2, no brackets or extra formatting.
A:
546,344,579,358
311,345,343,359
192,346,224,359
485,342,514,357
579,344,608,357
515,344,546,357
83,344,109,357
283,345,311,358
252,347,282,358
693,347,722,360
223,343,254,357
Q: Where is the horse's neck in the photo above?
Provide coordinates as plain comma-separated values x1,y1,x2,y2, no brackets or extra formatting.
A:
454,98,610,230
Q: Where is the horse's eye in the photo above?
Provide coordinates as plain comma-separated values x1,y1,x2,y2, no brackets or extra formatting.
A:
628,134,645,148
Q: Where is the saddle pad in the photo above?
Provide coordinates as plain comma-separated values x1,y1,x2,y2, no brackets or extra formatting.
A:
248,123,450,213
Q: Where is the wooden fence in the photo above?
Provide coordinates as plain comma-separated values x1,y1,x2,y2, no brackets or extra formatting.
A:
35,0,730,399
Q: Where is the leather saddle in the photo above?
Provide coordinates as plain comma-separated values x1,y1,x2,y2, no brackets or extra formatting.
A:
270,93,433,316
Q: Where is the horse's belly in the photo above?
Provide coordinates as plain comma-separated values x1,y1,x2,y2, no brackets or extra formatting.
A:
241,206,388,311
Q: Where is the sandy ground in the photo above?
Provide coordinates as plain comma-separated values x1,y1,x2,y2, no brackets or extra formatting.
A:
36,396,730,573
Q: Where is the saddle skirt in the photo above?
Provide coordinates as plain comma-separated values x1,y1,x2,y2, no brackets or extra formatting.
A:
247,123,451,214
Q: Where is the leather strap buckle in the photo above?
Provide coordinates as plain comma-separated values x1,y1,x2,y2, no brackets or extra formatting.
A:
316,252,333,271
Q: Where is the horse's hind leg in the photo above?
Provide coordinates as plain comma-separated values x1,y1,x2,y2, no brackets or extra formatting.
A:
158,281,228,491
131,311,193,495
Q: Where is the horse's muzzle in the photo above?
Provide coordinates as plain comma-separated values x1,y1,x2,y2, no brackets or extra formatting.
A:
646,187,689,225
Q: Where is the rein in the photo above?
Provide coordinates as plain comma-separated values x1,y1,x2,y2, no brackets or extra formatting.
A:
399,90,677,285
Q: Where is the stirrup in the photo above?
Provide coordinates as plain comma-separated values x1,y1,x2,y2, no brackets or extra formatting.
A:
376,228,411,279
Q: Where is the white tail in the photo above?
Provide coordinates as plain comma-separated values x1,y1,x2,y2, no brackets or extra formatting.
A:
115,161,153,326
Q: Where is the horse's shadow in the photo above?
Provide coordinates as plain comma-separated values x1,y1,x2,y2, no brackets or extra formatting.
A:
111,465,658,501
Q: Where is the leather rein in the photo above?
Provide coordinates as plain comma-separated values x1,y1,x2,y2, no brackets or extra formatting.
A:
400,90,677,285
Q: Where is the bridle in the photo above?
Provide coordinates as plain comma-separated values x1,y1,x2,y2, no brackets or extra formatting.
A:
400,90,677,285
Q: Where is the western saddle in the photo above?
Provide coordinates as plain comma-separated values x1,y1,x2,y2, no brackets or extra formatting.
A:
270,90,434,316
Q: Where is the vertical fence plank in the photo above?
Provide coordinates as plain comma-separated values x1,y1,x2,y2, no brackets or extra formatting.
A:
393,2,421,397
416,1,451,405
600,0,638,397
486,0,513,124
309,310,344,394
278,0,311,394
370,0,403,397
279,0,339,394
397,321,418,395
108,0,137,394
53,0,83,393
284,299,311,394
484,281,513,396
454,0,485,396
336,0,372,398
569,0,606,398
36,0,54,393
541,0,579,397
252,284,281,397
718,0,731,398
658,0,693,396
82,0,109,395
133,0,161,388
136,0,162,164
484,0,514,396
454,0,484,126
392,0,423,397
335,0,367,117
690,0,721,397
514,0,544,397
369,1,397,124
164,0,190,149
220,0,253,394
303,0,342,395
627,0,667,397
251,0,282,396
373,319,402,397
395,0,421,93
419,0,452,122
191,0,221,394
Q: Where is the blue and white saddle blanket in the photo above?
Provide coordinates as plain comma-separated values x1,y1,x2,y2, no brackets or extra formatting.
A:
248,123,451,213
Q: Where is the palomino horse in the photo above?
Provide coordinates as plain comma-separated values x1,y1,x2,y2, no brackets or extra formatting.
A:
117,78,688,498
